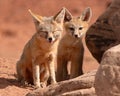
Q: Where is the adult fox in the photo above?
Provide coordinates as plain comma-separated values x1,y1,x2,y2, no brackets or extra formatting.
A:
57,7,92,81
16,8,65,88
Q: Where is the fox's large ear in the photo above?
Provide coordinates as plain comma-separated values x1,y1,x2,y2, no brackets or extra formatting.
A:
53,8,65,24
64,8,73,22
29,9,43,24
78,7,92,22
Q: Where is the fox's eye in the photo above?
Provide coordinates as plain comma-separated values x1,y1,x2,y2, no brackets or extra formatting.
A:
79,27,83,30
54,31,60,38
55,34,59,38
69,27,74,31
39,31,48,38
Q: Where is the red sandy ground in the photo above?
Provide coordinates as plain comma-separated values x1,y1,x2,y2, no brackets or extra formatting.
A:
0,0,111,96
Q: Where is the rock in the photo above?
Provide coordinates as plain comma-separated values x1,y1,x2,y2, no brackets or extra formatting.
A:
61,87,96,96
85,0,120,63
26,70,96,96
95,44,120,96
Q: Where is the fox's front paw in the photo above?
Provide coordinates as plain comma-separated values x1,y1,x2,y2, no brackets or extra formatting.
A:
34,85,41,89
34,82,47,89
20,79,29,86
51,80,57,85
34,82,41,89
40,82,47,88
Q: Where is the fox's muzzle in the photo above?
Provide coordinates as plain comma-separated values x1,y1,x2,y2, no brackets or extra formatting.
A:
48,37,53,43
74,34,79,38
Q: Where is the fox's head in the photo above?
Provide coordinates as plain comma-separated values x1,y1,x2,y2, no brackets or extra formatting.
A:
64,7,92,38
29,8,65,43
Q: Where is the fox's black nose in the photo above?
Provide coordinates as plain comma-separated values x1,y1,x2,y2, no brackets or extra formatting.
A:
48,37,53,42
74,34,78,38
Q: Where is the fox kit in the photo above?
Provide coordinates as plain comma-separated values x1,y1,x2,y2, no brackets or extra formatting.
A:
57,8,92,81
16,8,65,88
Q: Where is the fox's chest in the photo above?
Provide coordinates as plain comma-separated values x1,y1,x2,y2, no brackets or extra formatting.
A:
62,46,74,60
60,40,81,60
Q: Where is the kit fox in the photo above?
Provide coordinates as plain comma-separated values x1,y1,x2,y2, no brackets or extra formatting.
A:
16,8,65,88
57,7,92,81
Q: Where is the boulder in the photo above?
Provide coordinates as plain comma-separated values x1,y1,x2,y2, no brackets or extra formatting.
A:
95,44,120,96
85,0,120,63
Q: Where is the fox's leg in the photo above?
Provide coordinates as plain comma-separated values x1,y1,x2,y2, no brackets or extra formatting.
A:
40,74,48,88
70,47,84,79
70,56,83,79
32,64,40,88
56,56,68,82
40,64,50,88
16,61,30,85
16,61,23,82
21,68,32,85
48,60,57,84
16,61,27,84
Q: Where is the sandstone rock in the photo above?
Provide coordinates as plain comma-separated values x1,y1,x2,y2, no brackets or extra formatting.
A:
95,44,120,96
85,0,120,63
26,70,96,96
61,87,96,96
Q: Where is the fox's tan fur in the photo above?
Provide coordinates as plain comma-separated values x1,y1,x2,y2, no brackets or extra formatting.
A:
16,8,65,88
57,8,92,81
